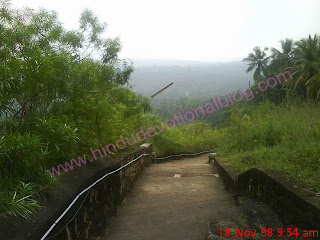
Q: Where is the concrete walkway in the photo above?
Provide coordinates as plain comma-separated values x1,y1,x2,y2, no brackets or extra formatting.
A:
102,155,283,240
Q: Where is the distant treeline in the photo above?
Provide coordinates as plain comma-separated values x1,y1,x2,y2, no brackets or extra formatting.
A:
130,61,250,99
151,34,320,127
209,34,320,192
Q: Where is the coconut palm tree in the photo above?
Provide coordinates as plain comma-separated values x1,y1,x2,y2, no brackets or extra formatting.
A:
243,47,270,82
292,34,320,99
270,39,295,104
271,38,295,70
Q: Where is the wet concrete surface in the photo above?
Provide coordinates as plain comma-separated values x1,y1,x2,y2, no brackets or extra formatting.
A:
101,155,290,240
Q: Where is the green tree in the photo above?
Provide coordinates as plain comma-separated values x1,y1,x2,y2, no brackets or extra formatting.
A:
270,38,295,70
292,34,320,99
0,1,144,218
243,47,270,82
270,39,295,103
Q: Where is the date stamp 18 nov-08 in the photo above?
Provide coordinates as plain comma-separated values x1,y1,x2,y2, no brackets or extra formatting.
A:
219,227,319,238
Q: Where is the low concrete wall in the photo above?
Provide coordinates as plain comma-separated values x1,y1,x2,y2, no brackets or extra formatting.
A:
155,151,211,163
0,144,152,240
211,155,320,230
209,154,237,193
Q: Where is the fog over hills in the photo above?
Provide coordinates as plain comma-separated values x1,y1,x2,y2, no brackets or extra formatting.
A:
130,58,243,67
130,58,210,67
129,59,251,100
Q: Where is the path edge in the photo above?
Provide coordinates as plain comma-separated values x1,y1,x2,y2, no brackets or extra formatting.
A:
0,144,153,240
209,154,320,229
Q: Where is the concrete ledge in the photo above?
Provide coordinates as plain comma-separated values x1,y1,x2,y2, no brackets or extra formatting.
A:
211,155,320,229
0,144,153,240
155,151,211,163
210,156,238,192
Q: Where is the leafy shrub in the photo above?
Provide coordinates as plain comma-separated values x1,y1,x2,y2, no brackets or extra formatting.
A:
0,133,47,190
34,117,80,165
141,114,216,155
213,101,320,191
0,182,41,219
0,3,148,219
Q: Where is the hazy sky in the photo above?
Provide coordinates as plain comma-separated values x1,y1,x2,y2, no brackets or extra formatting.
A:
10,0,320,62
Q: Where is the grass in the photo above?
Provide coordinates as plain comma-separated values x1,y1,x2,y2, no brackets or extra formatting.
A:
0,182,41,219
141,114,216,155
211,101,320,192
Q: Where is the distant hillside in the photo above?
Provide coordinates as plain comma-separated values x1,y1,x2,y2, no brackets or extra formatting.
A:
129,60,251,100
130,58,209,67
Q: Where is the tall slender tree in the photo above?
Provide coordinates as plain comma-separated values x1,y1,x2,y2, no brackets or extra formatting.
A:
243,47,270,82
270,39,295,103
293,34,320,99
271,38,295,70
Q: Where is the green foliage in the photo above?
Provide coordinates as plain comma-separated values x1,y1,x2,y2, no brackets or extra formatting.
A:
0,133,47,189
1,0,319,220
293,34,320,99
0,2,146,218
0,182,41,220
151,96,228,127
244,34,320,102
212,102,320,191
270,38,295,70
34,118,80,165
141,114,215,155
243,47,270,82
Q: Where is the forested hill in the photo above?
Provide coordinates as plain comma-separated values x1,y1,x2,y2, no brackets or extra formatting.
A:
130,60,251,100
